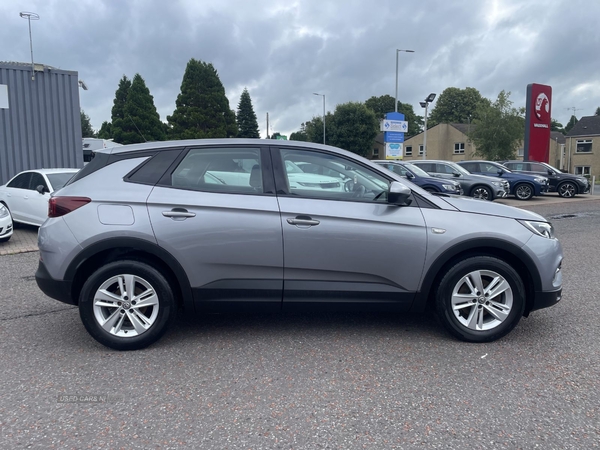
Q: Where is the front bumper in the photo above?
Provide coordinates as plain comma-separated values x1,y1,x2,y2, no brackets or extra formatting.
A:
35,259,75,305
528,288,562,314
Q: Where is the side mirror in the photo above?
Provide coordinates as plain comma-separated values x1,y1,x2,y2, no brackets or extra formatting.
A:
452,172,461,177
405,172,414,180
497,169,504,175
388,181,412,206
548,169,554,175
36,185,46,194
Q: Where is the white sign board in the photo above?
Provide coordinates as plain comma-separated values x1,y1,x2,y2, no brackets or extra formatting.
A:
0,85,8,109
381,119,408,133
385,142,403,159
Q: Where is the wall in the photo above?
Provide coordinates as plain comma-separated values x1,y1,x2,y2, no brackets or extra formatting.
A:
0,62,82,184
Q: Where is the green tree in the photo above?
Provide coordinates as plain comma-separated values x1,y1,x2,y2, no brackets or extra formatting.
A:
565,115,578,133
270,132,282,139
595,107,600,116
111,73,165,144
167,59,238,139
303,114,332,144
290,123,308,141
364,94,423,136
97,121,112,139
112,76,131,123
428,87,488,127
80,109,96,138
551,118,565,134
327,102,378,157
236,88,260,138
468,91,524,161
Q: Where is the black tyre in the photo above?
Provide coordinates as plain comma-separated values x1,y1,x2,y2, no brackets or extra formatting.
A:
514,183,534,200
435,256,525,343
79,260,177,350
557,181,577,198
471,185,493,201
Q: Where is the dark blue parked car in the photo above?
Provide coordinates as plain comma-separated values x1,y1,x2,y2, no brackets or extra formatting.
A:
457,160,549,200
374,160,463,195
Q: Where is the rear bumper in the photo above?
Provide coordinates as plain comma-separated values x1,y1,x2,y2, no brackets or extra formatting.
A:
35,259,75,305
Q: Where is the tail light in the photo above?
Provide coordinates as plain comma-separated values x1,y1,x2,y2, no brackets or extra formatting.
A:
48,196,91,218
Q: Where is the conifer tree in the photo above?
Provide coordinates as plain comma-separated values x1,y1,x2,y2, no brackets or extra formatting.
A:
236,88,260,138
112,74,165,144
167,59,238,139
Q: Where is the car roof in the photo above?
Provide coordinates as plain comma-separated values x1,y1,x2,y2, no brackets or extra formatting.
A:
97,139,346,156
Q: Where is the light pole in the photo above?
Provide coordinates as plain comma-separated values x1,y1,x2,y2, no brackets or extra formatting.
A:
19,11,40,81
419,93,436,159
395,49,414,112
313,93,326,144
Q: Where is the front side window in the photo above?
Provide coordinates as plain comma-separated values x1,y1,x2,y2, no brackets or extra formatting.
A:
454,143,465,154
576,140,592,153
480,163,501,174
170,148,263,194
7,173,32,189
280,149,389,202
29,173,48,192
460,162,478,172
529,163,548,174
385,164,409,177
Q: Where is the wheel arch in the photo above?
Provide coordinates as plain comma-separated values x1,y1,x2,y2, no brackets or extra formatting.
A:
469,184,493,198
65,237,194,312
557,180,579,194
412,238,541,316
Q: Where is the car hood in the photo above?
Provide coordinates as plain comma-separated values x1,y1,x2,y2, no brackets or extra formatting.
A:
439,196,546,221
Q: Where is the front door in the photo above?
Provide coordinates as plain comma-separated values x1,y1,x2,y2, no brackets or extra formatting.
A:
272,147,427,312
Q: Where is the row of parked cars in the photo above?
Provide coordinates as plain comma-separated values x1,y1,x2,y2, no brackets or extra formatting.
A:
375,159,590,201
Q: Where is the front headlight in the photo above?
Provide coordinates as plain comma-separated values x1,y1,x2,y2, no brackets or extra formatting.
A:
518,220,555,239
0,204,8,218
491,181,502,187
442,184,458,191
534,177,547,184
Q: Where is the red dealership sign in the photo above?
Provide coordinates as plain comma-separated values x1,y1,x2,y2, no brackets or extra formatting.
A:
524,83,552,162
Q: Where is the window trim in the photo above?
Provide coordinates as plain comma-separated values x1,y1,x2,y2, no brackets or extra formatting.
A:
405,146,413,156
575,139,592,154
574,165,591,176
418,145,424,156
453,142,465,154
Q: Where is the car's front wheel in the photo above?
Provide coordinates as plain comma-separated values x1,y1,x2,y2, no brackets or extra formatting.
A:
435,256,525,342
471,185,493,201
79,260,177,350
557,181,577,198
514,183,534,200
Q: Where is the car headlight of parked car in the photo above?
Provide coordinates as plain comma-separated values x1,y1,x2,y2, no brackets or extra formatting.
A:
518,220,555,239
534,177,548,184
0,204,9,218
442,184,459,191
491,181,503,187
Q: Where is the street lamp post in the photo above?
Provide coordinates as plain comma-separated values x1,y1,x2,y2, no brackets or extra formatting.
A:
313,93,326,144
19,11,40,81
395,49,414,112
419,93,436,159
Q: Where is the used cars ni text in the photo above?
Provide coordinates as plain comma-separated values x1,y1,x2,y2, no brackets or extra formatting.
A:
35,140,562,350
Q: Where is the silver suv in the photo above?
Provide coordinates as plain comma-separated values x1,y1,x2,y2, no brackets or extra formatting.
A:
35,140,563,350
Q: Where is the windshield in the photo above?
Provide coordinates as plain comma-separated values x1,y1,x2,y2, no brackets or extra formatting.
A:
47,172,76,190
403,163,430,178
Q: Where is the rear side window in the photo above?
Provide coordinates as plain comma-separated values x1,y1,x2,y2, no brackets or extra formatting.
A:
126,149,182,185
7,173,32,189
507,163,527,171
167,147,263,194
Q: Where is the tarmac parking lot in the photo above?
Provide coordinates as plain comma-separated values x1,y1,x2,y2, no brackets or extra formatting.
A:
0,192,599,448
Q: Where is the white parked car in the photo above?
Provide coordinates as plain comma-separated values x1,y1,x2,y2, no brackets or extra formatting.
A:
0,169,79,226
0,203,13,242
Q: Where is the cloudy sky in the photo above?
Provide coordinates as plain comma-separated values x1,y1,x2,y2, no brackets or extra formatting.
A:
2,0,599,138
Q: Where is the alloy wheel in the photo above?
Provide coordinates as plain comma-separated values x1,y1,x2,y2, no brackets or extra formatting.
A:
558,182,576,198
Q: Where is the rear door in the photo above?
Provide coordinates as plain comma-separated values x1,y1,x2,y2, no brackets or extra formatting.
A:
146,145,284,312
272,146,427,312
2,172,32,223
25,172,51,225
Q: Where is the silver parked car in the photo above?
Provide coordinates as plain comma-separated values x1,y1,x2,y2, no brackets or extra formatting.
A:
35,140,563,350
411,160,509,201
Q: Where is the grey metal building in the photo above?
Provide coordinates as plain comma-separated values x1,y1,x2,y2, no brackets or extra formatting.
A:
0,61,83,185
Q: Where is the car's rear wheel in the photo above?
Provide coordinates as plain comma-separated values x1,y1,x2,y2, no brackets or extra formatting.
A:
435,256,525,342
471,185,493,201
79,260,177,350
514,183,534,200
557,181,577,198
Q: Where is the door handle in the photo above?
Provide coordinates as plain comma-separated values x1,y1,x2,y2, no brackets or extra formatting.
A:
162,209,196,219
287,216,320,226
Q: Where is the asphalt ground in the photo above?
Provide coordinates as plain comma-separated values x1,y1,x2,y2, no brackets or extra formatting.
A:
0,198,599,448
